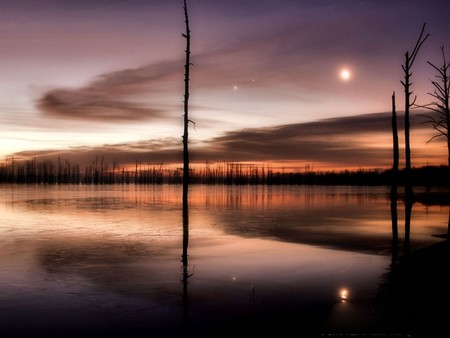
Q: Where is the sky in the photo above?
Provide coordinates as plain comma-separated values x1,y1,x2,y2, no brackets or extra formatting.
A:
1,0,450,171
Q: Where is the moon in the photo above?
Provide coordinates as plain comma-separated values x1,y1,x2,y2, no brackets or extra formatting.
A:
339,69,351,81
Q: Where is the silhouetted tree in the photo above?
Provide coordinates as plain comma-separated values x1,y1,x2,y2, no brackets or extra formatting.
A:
401,23,429,195
181,0,192,324
182,0,193,207
391,91,400,261
418,46,450,168
392,91,399,181
181,3,193,333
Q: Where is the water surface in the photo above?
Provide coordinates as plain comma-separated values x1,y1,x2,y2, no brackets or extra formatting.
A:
0,185,448,337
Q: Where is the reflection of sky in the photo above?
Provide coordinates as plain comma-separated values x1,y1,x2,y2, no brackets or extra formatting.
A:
2,185,447,252
1,184,448,334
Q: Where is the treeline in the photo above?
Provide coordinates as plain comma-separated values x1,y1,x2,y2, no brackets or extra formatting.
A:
0,157,448,186
0,157,171,185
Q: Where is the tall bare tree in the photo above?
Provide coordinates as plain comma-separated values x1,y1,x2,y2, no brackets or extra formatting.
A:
181,0,195,291
181,3,193,331
418,46,450,168
390,91,400,262
182,0,192,211
401,23,429,195
392,91,399,178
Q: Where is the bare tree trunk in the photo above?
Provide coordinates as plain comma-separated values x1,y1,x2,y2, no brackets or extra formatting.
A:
182,1,191,321
181,0,192,302
401,23,429,197
403,51,412,182
182,0,191,209
391,91,399,263
392,91,399,179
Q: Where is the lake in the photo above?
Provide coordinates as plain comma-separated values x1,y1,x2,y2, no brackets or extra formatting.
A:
0,184,448,337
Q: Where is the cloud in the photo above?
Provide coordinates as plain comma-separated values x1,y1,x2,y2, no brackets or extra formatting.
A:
196,111,447,168
12,138,182,167
38,89,168,122
34,45,266,124
11,111,447,170
37,60,183,122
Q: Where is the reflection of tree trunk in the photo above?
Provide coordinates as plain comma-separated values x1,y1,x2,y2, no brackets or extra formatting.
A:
404,199,413,256
182,198,189,267
390,185,399,264
182,201,189,336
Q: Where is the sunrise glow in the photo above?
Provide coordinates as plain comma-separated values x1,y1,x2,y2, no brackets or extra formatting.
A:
0,1,448,171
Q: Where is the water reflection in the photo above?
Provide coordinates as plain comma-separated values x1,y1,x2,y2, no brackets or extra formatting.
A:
181,191,192,337
390,184,399,265
378,187,450,336
403,198,413,256
339,288,349,303
2,185,446,254
0,185,449,337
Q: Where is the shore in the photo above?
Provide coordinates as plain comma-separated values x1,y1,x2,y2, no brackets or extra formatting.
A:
376,236,450,337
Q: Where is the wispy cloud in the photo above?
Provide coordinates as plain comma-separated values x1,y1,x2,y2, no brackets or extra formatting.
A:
37,60,183,122
196,112,447,167
38,90,167,122
12,137,182,166
189,113,394,167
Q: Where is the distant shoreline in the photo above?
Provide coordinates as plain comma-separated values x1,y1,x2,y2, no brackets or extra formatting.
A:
1,159,449,187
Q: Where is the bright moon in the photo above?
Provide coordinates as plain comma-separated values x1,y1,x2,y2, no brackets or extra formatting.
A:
340,69,351,81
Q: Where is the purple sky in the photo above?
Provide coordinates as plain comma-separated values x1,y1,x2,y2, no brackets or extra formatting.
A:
1,0,450,170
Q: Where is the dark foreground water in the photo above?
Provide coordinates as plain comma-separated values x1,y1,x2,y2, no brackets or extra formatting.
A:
0,184,449,337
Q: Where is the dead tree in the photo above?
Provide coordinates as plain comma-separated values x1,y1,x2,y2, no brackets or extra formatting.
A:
418,46,450,168
181,0,195,274
391,92,400,259
392,91,399,178
182,0,192,210
401,23,429,195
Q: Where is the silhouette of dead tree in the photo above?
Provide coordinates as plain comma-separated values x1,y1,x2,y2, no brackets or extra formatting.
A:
392,91,399,180
401,23,429,196
417,46,450,169
182,0,194,207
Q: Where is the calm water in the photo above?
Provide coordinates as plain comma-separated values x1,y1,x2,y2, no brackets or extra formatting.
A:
0,184,448,337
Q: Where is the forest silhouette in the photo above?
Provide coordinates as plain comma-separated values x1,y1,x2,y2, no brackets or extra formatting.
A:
0,157,449,187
